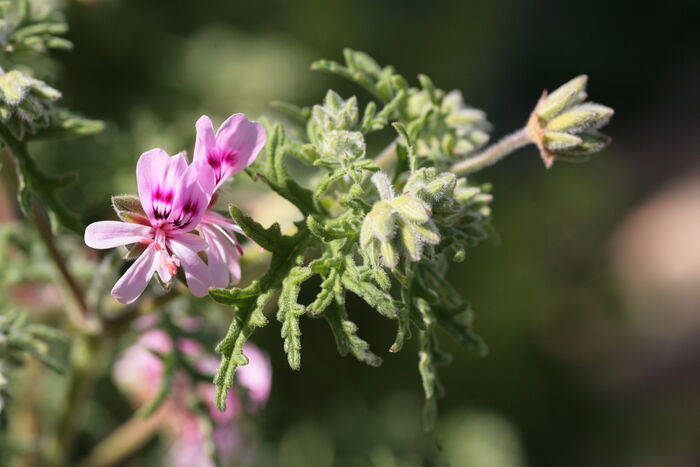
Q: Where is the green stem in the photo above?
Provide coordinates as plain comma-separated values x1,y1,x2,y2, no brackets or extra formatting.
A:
0,126,90,322
449,127,531,175
32,202,91,320
45,335,101,467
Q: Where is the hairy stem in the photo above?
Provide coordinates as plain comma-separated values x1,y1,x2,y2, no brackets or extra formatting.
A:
449,127,531,175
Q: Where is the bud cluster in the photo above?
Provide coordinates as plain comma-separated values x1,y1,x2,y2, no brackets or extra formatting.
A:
360,172,440,268
0,68,60,138
309,90,366,166
528,75,613,168
407,87,491,164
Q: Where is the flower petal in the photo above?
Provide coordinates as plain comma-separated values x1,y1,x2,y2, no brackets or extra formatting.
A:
169,239,211,297
193,115,217,167
215,113,266,175
168,164,213,232
200,225,230,289
111,243,158,304
170,231,208,252
85,221,151,249
136,148,187,222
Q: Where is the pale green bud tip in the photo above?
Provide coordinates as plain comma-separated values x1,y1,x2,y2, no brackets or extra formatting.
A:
400,225,423,262
380,240,398,268
546,104,614,133
391,195,430,223
536,75,588,120
543,131,582,151
369,201,396,241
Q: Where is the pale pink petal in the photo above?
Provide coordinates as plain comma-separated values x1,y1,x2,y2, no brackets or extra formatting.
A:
139,329,173,353
136,149,187,222
111,243,158,304
238,343,272,409
169,239,211,297
177,338,202,356
155,247,174,283
168,164,212,231
202,211,245,235
193,115,217,167
215,113,266,177
213,425,244,465
113,343,165,405
166,413,216,467
84,221,151,249
201,225,229,289
170,231,208,252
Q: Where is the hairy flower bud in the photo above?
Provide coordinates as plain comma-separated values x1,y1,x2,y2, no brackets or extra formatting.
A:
528,75,614,168
361,172,442,268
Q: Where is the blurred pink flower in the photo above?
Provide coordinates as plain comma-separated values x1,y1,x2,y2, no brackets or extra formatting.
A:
112,330,173,405
85,149,216,303
112,330,272,465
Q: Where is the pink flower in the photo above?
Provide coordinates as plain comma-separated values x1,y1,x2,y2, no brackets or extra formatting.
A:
85,149,216,304
112,330,174,406
194,114,266,189
194,114,265,288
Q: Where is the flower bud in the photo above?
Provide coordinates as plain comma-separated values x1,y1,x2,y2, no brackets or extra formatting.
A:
380,240,399,268
546,103,613,133
528,75,613,168
535,75,587,120
368,201,396,241
543,131,582,151
392,195,430,223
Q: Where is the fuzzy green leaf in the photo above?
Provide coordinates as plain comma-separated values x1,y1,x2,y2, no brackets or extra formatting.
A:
325,300,382,366
277,266,312,370
228,205,282,252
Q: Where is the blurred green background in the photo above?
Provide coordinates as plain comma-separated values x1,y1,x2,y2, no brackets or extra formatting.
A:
6,0,700,465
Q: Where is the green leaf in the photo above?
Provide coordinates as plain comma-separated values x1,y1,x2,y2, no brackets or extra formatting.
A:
28,109,104,140
212,228,312,410
341,264,399,319
213,290,271,410
228,205,282,252
324,300,382,366
254,123,317,216
277,266,312,370
433,306,488,357
0,125,82,233
270,100,311,123
309,268,340,315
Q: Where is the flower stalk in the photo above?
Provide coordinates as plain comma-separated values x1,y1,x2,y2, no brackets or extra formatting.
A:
449,127,531,175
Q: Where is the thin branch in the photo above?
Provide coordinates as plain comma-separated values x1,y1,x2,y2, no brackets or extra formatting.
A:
449,127,532,175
